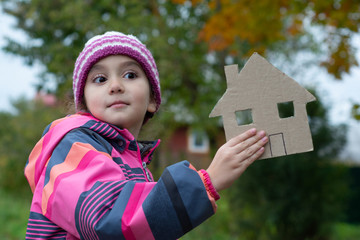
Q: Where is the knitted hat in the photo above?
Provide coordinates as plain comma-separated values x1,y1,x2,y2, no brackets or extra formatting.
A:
73,31,161,115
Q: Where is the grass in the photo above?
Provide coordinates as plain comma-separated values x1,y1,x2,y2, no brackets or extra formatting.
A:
181,198,235,240
0,189,31,240
1,188,360,240
330,222,360,240
183,221,360,240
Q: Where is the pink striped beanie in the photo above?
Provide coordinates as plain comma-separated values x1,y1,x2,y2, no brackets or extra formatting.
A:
73,31,161,114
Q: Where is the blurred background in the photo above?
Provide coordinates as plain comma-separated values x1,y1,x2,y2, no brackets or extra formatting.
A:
0,0,360,239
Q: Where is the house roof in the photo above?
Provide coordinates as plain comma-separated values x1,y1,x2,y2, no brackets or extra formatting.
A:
210,52,316,117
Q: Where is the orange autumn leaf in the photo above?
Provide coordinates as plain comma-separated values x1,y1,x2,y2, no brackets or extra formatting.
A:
174,0,360,78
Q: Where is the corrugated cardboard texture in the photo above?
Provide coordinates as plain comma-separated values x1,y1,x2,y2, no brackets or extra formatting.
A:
210,52,316,159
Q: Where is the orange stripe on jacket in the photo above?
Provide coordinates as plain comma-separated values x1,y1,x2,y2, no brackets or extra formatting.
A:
25,115,76,192
25,138,44,192
48,114,79,131
41,142,110,215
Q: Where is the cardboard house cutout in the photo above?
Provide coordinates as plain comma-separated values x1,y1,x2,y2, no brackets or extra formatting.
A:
209,53,316,159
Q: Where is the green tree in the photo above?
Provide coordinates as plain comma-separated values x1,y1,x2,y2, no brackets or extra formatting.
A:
1,0,225,132
1,0,159,97
352,104,360,120
2,0,360,130
174,0,360,79
171,0,360,121
0,97,64,193
227,90,348,240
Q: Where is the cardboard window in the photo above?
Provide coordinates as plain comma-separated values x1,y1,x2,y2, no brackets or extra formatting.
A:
277,101,295,119
235,109,253,126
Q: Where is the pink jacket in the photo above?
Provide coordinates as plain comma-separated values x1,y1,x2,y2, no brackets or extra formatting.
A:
25,113,218,239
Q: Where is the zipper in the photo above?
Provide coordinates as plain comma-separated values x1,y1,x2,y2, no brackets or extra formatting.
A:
142,161,152,182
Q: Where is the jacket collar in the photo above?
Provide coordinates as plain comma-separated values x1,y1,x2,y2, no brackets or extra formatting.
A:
78,112,160,163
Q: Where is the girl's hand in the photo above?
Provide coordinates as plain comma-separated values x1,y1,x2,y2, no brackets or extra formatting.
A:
206,128,268,192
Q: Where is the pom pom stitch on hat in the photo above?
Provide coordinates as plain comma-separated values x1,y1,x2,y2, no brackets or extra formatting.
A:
73,31,161,116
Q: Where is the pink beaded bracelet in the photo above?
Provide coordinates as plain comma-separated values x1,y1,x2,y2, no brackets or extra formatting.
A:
199,169,220,201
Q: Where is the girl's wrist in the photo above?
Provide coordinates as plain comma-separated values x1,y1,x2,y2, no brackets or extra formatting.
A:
199,169,220,201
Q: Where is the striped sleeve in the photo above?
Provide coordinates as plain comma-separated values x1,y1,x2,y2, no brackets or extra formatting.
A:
36,129,216,239
72,161,216,240
141,162,216,239
26,212,67,239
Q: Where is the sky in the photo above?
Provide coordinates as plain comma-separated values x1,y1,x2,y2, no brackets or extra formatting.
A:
0,7,39,111
1,7,360,162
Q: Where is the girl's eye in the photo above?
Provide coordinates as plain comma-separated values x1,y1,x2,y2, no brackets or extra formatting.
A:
124,72,137,79
93,75,107,83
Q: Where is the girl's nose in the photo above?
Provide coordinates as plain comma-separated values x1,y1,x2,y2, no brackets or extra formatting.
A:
109,78,124,94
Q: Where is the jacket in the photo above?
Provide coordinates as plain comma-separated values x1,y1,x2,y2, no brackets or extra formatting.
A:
25,113,217,239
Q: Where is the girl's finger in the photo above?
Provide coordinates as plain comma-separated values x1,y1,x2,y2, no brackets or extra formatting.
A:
237,138,266,160
234,130,267,154
227,128,257,147
243,146,265,165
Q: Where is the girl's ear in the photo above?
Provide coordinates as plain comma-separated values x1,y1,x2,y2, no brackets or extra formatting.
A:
147,97,157,113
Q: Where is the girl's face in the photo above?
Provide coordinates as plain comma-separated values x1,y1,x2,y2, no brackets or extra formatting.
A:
84,55,156,138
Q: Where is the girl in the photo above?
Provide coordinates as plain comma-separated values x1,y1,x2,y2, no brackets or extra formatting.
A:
25,31,268,240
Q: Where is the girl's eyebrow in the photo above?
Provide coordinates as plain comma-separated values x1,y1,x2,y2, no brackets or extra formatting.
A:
88,59,143,75
88,64,106,75
121,60,142,70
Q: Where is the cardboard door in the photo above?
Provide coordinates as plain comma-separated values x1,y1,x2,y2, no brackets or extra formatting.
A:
269,133,287,157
